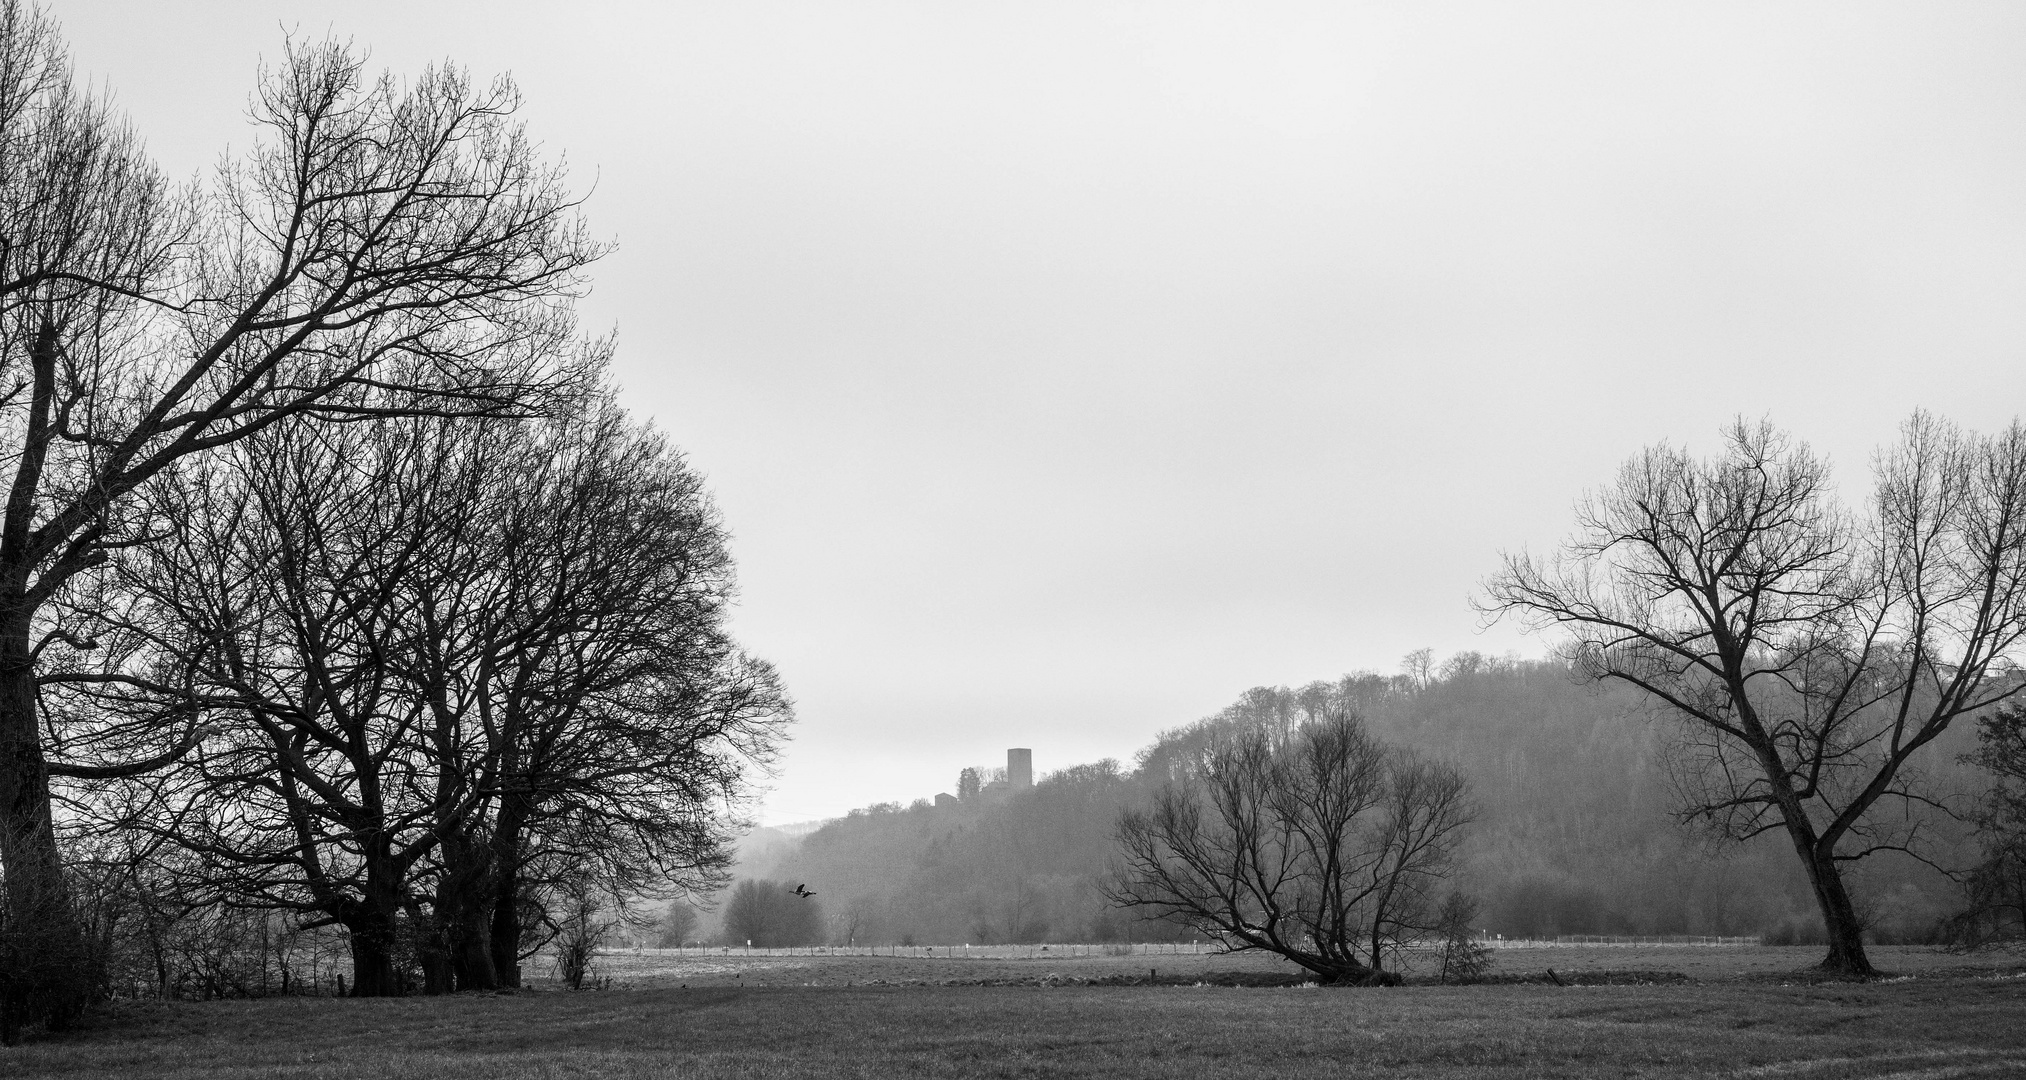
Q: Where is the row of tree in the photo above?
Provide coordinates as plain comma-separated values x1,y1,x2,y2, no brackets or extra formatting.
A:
58,397,787,998
0,6,788,1039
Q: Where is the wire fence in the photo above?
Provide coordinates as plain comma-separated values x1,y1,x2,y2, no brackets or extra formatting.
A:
1488,935,1759,948
612,943,1218,960
609,935,1761,960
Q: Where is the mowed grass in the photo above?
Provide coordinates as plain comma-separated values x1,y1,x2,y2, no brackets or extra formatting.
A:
8,949,2026,1079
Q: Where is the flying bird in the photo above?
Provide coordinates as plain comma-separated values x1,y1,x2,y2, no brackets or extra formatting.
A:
793,883,816,899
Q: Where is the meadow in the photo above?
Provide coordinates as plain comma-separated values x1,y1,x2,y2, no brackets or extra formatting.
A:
6,945,2024,1079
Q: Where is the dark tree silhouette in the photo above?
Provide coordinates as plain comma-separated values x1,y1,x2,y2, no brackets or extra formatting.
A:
434,400,790,989
74,392,787,996
0,0,182,1037
1484,416,2026,975
1,12,599,1029
1106,705,1469,985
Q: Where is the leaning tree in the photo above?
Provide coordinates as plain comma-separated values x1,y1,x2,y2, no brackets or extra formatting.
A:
1484,415,2026,975
1107,704,1470,985
1,8,599,1030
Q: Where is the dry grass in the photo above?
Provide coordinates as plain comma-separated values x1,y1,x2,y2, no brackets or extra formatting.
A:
6,946,2024,1079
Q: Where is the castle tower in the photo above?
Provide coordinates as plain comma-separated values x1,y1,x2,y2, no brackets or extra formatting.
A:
1007,747,1032,791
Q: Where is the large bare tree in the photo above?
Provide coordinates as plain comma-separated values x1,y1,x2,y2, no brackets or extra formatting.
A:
392,398,789,990
0,4,182,1028
0,8,598,1028
89,419,477,998
1483,416,2026,975
1107,706,1470,984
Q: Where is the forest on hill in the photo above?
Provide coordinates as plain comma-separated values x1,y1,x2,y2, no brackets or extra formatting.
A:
713,654,1983,947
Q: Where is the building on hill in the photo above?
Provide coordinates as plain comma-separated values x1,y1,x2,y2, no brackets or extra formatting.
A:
1008,748,1032,791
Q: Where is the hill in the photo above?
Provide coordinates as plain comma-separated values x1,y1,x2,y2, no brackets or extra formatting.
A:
715,654,1978,944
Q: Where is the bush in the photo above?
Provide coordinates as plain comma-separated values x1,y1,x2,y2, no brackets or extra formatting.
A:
1434,893,1494,983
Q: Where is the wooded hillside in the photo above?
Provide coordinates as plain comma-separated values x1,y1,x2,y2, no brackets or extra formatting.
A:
722,655,1978,945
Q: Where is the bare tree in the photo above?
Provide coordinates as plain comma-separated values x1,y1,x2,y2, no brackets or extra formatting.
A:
1106,706,1470,985
1432,891,1493,983
391,396,788,988
75,418,480,997
69,388,787,996
722,879,823,948
545,866,621,991
658,899,701,947
1483,416,2026,975
1360,749,1472,968
834,895,874,947
0,0,182,1036
1400,648,1434,690
1,13,600,1026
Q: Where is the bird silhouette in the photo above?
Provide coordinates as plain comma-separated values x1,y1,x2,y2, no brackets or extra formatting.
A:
793,883,816,899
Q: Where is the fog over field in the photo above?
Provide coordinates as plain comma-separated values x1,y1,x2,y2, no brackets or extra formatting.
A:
54,1,2026,824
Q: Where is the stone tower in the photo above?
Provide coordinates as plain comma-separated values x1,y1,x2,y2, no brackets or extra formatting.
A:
1007,747,1032,791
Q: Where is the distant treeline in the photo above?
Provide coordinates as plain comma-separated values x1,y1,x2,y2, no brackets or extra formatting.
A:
722,655,1978,946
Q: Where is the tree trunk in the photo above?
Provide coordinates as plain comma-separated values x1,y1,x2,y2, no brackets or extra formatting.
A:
488,863,522,988
450,908,498,992
1293,955,1389,986
0,604,89,1034
1778,806,1875,975
0,631,62,921
1764,746,1875,977
414,899,452,996
0,324,91,1033
345,915,401,998
435,830,498,991
1803,844,1874,975
341,852,410,996
488,800,529,988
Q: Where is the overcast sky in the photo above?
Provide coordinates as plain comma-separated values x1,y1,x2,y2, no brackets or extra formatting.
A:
56,2,2026,824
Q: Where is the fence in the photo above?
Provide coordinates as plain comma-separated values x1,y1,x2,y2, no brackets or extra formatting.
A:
1488,935,1758,948
610,935,1760,960
613,942,1216,960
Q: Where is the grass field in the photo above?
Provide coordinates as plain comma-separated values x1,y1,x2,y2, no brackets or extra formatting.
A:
7,945,2024,1078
